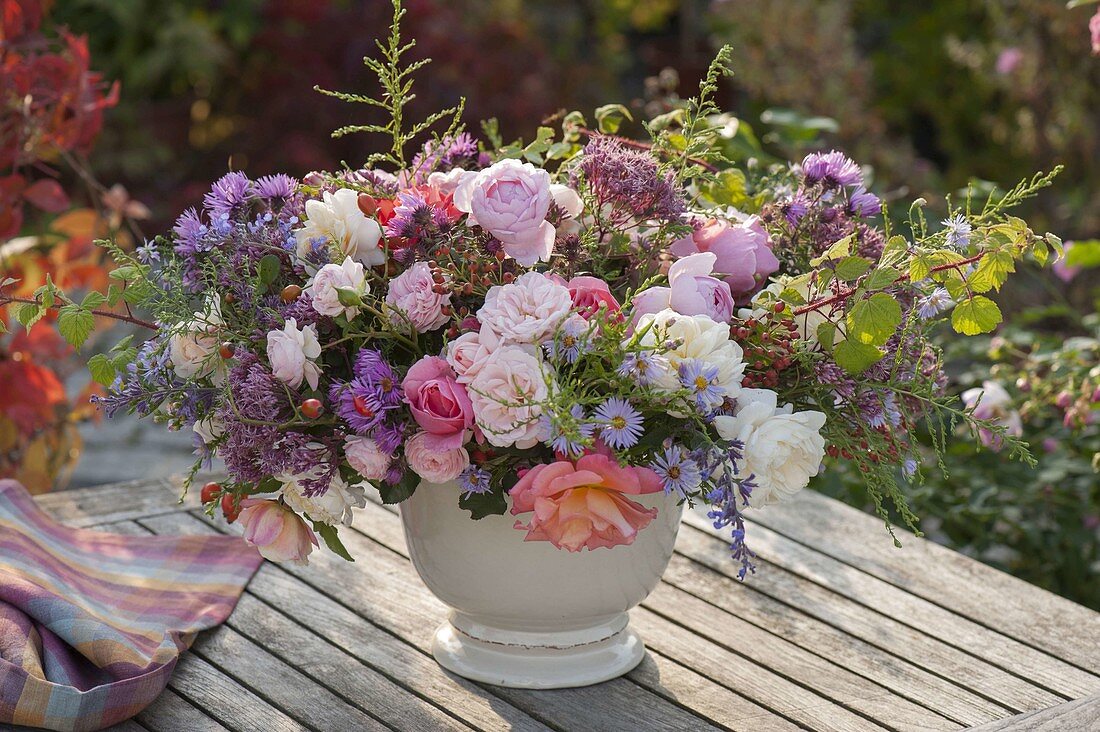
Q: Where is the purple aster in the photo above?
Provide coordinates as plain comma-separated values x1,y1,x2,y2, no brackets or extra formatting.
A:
173,207,206,246
544,318,589,363
650,446,702,497
203,171,254,218
782,190,811,225
373,420,407,455
544,404,595,457
618,350,662,386
678,358,724,413
385,190,430,239
411,133,482,180
459,465,492,497
902,458,919,478
593,397,644,450
941,214,972,250
916,287,954,319
353,349,403,406
255,174,298,201
848,187,881,217
801,150,863,188
330,379,388,434
705,440,757,580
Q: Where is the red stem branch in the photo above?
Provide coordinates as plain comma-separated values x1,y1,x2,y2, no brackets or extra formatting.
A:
1,295,157,330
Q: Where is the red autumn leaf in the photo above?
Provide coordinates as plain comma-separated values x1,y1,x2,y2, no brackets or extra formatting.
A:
23,179,70,213
0,359,66,434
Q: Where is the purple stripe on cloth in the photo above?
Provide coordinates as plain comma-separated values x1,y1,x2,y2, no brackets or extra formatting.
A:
0,480,262,731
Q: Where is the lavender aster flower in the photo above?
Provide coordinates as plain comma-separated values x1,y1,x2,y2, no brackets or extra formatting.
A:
782,190,811,225
459,465,492,497
916,287,954,319
255,174,298,201
544,404,595,457
848,187,881,217
203,172,254,218
801,150,863,188
618,350,662,386
678,358,724,413
941,214,972,250
330,380,388,434
373,421,406,455
650,446,702,496
593,397,644,450
544,318,589,363
411,133,482,180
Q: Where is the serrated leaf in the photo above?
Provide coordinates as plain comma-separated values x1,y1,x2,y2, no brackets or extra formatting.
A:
969,250,1015,293
778,287,807,305
810,234,853,266
833,339,884,374
459,488,509,519
81,291,107,309
87,353,116,385
57,305,95,349
909,254,932,282
835,256,872,281
106,284,123,306
847,292,901,346
951,296,1002,335
109,265,139,282
111,334,135,353
865,265,901,290
594,103,632,134
16,303,43,329
880,236,909,266
315,522,355,562
377,471,418,504
943,277,969,300
817,322,836,352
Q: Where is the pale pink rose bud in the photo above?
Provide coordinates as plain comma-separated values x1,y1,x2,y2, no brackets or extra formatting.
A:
308,256,369,319
670,216,779,297
266,318,322,390
344,436,391,481
238,499,319,565
405,431,470,483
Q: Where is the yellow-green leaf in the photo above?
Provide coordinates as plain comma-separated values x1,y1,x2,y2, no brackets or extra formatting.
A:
951,295,1002,335
833,339,884,374
847,292,901,346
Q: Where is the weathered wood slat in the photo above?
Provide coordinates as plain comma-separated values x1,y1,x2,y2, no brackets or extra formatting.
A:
669,527,1055,719
684,509,1100,700
745,490,1100,673
968,693,1100,731
135,687,229,732
33,477,198,527
351,498,889,732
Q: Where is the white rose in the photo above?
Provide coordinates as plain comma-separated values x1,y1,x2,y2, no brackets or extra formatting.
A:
634,308,745,399
467,345,553,448
170,298,223,382
294,188,384,267
714,388,826,507
280,467,366,527
307,256,369,319
344,436,391,481
266,318,322,390
192,415,224,444
549,183,583,218
476,271,573,345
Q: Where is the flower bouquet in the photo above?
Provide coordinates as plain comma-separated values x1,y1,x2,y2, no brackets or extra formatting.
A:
7,1,1063,688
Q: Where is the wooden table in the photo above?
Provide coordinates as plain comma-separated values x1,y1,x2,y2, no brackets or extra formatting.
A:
32,478,1100,732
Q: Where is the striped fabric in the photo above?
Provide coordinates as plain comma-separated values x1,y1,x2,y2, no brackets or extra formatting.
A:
0,480,262,731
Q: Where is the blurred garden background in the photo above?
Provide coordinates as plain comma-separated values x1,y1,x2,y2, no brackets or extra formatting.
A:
3,0,1098,606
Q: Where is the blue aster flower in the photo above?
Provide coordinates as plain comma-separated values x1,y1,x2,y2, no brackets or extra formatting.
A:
543,404,595,457
459,465,492,497
593,397,644,450
678,358,724,413
650,446,703,497
941,213,972,250
618,350,662,386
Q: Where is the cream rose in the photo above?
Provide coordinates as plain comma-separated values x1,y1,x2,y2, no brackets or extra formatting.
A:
467,345,553,448
714,388,826,507
169,298,223,382
405,431,470,483
445,330,496,385
476,271,573,345
634,308,745,400
266,318,322,390
307,256,369,319
280,468,367,527
294,188,384,267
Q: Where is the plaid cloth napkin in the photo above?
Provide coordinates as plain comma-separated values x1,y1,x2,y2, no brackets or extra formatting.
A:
0,479,262,731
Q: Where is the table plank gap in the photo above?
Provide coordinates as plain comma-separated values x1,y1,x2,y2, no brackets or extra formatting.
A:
967,693,1100,731
135,687,229,732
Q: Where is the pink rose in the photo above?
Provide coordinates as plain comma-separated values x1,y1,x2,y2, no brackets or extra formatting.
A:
467,345,552,448
446,330,495,384
402,356,474,449
266,318,322,390
510,454,663,551
405,431,470,483
344,436,391,480
670,216,779,297
631,252,734,323
549,275,621,320
238,499,319,565
454,159,554,266
386,261,452,332
1092,9,1100,55
308,256,368,319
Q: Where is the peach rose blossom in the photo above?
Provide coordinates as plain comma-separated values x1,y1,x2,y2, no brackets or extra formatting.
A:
510,454,663,551
238,499,319,565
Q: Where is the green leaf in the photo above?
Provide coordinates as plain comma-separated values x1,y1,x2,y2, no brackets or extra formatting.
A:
909,253,932,282
459,488,509,519
810,234,853,266
833,339,884,375
111,334,135,353
109,265,140,282
968,250,1015,293
879,236,909,266
778,287,807,305
315,522,355,562
81,291,107,309
847,293,901,346
701,169,748,208
377,471,418,504
865,265,901,290
16,302,45,329
1065,239,1100,269
87,353,116,385
835,256,872,281
816,322,837,352
106,284,123,307
951,295,1002,335
594,103,632,134
258,254,282,287
57,305,95,349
